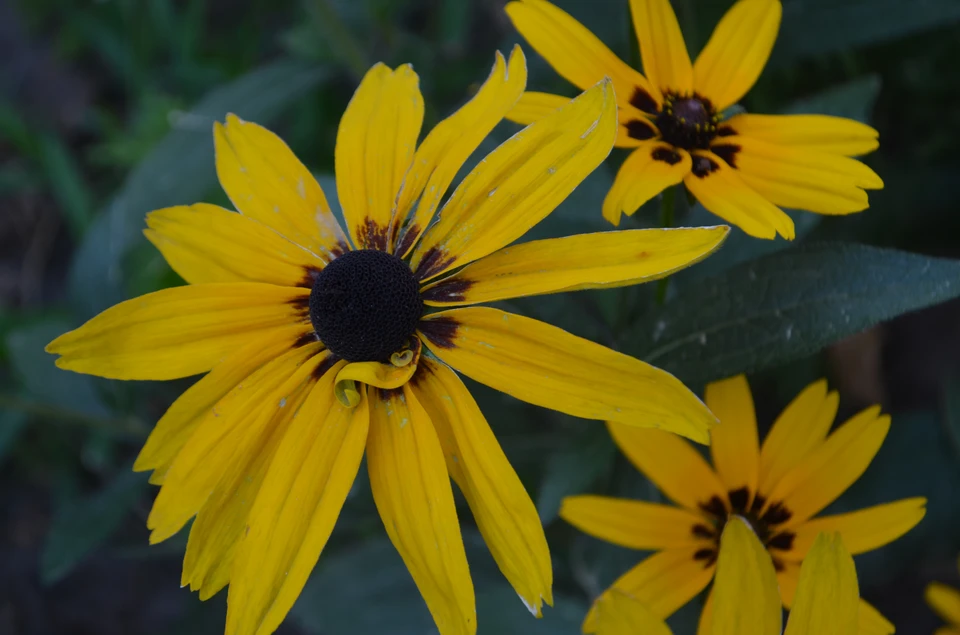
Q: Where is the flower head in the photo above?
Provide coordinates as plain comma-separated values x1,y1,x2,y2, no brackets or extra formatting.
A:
506,0,884,239
926,557,960,634
46,48,728,635
562,375,926,634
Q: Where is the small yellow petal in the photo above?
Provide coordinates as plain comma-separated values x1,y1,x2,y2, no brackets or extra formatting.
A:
594,591,673,635
858,600,895,635
723,113,879,157
504,91,571,126
784,533,859,635
928,583,960,627
561,495,706,550
706,375,760,502
629,0,692,97
602,144,691,226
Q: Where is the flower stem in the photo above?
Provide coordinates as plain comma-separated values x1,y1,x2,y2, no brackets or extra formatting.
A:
655,187,676,305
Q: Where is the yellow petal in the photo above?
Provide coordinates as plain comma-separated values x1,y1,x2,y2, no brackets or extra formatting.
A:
723,113,879,156
181,358,338,599
419,307,715,443
505,0,658,109
710,516,782,635
696,589,715,635
594,590,674,635
606,423,727,512
629,0,692,98
393,47,526,256
584,548,715,631
134,324,313,473
213,114,347,259
777,560,801,607
928,583,960,626
335,63,424,250
858,601,895,635
758,379,838,494
602,144,692,226
420,226,728,306
410,79,617,281
333,345,420,408
560,495,707,550
785,533,858,635
720,135,883,216
367,385,476,635
785,498,926,560
505,91,571,125
46,283,311,380
412,357,552,616
225,372,369,635
692,0,781,109
684,150,795,240
146,343,325,543
935,629,960,635
764,406,890,527
706,375,760,502
144,204,325,286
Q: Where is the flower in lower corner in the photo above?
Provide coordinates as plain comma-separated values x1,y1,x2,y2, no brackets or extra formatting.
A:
925,557,960,634
594,519,861,635
46,47,729,635
562,375,926,635
505,0,884,240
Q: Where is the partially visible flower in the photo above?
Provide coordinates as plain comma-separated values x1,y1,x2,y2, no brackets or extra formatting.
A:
46,47,727,635
593,518,861,635
926,557,960,634
562,375,926,634
505,0,883,239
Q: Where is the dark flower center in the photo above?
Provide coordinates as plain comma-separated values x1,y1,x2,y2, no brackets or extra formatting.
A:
309,249,423,363
655,92,721,150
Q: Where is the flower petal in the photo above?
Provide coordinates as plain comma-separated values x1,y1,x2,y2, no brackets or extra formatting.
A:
629,0,693,97
560,495,707,550
506,0,658,109
335,63,424,250
411,358,552,617
697,589,714,635
784,533,859,635
928,583,960,626
367,385,476,635
419,307,715,443
692,0,781,109
46,283,311,380
146,343,325,543
718,135,883,216
225,371,369,635
858,601,894,635
420,226,728,306
594,591,673,635
603,143,691,226
394,47,526,256
711,516,782,635
764,406,890,528
723,114,879,156
684,150,794,240
584,548,715,632
606,423,727,512
213,115,347,259
410,79,617,281
134,324,314,475
784,498,926,560
144,204,326,286
758,379,838,494
706,375,760,501
334,354,419,408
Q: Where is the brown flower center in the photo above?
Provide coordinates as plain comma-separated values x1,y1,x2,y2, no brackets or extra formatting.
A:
655,92,721,150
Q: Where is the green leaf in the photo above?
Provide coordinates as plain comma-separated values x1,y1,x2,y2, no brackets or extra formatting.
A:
537,425,617,524
782,74,882,123
69,59,330,316
0,411,27,466
41,469,149,584
632,243,960,386
37,133,95,238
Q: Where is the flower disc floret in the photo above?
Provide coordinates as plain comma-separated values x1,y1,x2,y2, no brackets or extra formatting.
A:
654,92,721,150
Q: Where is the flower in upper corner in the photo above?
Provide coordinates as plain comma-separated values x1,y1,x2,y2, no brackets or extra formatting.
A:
594,519,861,635
925,557,960,634
46,47,729,635
505,0,884,240
562,375,927,635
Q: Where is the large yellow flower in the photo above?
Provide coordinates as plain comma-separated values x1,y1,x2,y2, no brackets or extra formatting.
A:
926,557,960,634
506,0,884,239
594,519,861,635
46,48,727,635
562,375,926,634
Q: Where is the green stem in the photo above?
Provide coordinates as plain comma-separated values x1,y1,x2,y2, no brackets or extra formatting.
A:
0,394,148,438
306,0,369,79
655,188,676,305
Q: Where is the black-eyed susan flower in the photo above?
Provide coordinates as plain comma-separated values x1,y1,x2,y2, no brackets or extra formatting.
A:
505,0,884,239
593,519,860,635
562,375,926,635
46,47,729,635
926,557,960,634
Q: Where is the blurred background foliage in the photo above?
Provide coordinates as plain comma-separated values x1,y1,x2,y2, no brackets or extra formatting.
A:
2,0,960,633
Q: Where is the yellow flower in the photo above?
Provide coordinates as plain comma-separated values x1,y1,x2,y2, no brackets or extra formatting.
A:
46,48,728,635
562,375,926,635
926,557,960,634
594,519,860,635
505,0,884,239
